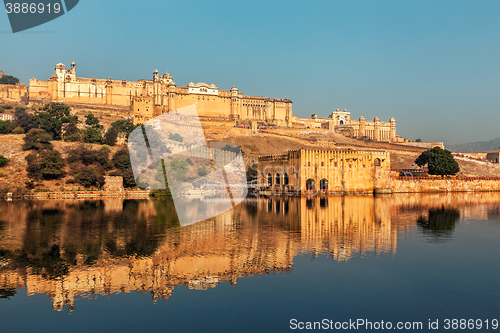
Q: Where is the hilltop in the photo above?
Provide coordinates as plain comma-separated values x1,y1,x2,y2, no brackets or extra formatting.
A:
447,137,500,153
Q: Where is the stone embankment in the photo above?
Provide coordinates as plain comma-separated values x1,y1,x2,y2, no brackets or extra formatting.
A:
376,176,500,194
24,190,150,199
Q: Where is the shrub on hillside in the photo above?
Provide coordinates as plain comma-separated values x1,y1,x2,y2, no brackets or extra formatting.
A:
11,126,24,134
0,155,9,168
38,150,66,180
22,129,53,151
74,165,105,188
0,120,13,134
103,125,119,146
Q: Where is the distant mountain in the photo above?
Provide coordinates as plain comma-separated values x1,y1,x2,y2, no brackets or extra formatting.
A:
447,137,500,153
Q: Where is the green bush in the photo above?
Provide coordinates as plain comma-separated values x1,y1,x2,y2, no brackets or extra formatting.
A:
11,126,24,134
0,155,8,168
0,120,13,134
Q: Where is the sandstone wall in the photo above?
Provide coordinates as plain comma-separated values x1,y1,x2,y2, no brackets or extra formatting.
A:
390,179,500,193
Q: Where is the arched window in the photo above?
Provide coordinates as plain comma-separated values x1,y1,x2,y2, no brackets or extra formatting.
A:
275,173,281,185
306,179,316,191
267,173,272,186
374,158,381,167
320,179,328,190
283,173,289,185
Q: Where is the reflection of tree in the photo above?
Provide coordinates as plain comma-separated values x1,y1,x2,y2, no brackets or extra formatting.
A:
417,207,460,242
0,287,16,299
2,200,177,279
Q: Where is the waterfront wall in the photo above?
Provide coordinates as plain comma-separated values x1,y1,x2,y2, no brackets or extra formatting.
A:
384,179,500,193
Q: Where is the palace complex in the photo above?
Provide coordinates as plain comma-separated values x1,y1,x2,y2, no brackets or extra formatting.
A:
27,62,293,126
301,109,404,143
2,61,403,142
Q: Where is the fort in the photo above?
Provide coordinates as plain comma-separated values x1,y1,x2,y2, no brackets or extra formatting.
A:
27,62,293,126
5,62,399,140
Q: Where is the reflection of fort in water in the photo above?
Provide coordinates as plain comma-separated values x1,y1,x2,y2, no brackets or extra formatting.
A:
0,193,498,311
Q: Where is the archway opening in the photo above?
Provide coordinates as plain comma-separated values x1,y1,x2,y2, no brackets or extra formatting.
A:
283,173,289,185
306,179,316,191
267,173,272,186
339,120,344,125
275,173,281,186
320,178,328,190
374,158,381,167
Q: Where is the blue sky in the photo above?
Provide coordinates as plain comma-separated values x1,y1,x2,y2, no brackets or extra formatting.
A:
1,0,499,145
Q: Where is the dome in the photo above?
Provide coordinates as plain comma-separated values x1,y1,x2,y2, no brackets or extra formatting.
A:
195,82,209,88
359,116,365,121
168,81,176,86
55,63,66,69
390,117,396,122
209,83,217,89
374,117,380,122
231,86,238,90
71,60,76,65
153,69,159,74
188,82,195,87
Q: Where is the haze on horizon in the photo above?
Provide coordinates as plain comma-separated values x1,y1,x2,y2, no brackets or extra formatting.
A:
1,0,498,145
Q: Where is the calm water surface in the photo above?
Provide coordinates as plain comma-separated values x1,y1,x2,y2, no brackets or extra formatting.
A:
0,193,499,332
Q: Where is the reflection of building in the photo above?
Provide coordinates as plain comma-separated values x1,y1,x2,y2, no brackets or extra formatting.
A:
1,193,499,311
28,62,293,126
257,148,390,194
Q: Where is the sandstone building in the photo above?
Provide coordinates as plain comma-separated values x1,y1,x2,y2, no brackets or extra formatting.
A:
257,148,390,194
303,109,404,142
28,62,293,126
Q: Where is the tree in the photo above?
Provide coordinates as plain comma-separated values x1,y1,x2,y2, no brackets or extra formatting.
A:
82,113,103,143
32,103,76,140
14,108,34,132
168,133,183,142
197,166,208,177
415,147,460,176
0,75,20,85
74,166,105,188
22,129,53,151
111,119,136,137
26,151,41,180
103,126,119,146
416,138,422,142
38,150,66,180
112,147,132,171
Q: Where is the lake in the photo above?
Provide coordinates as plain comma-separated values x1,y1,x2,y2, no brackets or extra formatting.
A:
0,193,499,332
